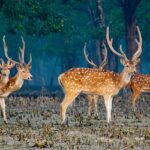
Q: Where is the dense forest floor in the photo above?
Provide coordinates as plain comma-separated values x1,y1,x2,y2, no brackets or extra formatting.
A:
0,93,149,150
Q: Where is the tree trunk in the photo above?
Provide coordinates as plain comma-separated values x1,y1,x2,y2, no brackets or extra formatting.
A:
96,0,105,27
124,13,137,60
87,0,107,68
120,0,142,71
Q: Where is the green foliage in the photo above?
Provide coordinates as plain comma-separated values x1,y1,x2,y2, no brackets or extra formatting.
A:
0,0,149,56
2,0,65,35
103,0,124,37
137,0,150,41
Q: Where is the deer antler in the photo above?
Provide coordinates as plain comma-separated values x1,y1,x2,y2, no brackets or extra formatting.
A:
119,45,128,61
3,36,12,61
106,27,128,61
3,35,19,65
84,43,97,68
132,26,142,62
28,53,32,66
2,35,31,66
19,36,25,64
19,36,32,67
0,58,5,68
99,42,108,69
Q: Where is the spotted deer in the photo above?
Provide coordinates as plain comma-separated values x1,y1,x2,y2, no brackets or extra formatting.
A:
0,36,32,123
130,73,150,111
59,26,142,123
84,42,108,117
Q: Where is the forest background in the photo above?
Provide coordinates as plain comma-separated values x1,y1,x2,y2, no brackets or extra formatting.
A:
0,0,149,93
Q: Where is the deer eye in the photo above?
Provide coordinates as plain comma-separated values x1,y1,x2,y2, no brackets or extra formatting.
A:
22,70,25,73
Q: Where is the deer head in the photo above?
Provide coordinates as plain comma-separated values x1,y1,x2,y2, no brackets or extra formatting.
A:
0,59,15,78
3,36,32,80
106,26,142,75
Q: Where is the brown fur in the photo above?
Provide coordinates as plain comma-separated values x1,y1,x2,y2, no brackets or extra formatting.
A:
0,61,15,88
59,63,136,123
130,74,150,105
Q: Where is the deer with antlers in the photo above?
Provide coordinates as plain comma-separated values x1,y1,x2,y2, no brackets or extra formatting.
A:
59,26,142,123
84,42,108,117
0,36,32,123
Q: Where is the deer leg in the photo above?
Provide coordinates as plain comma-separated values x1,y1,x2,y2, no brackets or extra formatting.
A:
93,95,98,117
131,89,140,113
0,98,8,124
87,95,93,116
60,92,78,124
104,96,113,123
131,89,141,120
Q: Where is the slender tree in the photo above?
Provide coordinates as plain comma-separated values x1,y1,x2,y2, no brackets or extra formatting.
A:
96,0,106,68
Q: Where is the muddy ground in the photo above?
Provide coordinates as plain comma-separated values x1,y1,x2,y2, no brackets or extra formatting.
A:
0,92,149,150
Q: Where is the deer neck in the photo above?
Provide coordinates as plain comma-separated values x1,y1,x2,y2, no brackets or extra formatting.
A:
0,72,24,97
0,76,9,87
5,72,24,92
119,68,132,88
12,72,24,90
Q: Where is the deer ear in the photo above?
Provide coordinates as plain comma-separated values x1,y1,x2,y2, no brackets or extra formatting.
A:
120,58,126,65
